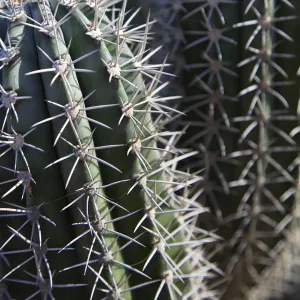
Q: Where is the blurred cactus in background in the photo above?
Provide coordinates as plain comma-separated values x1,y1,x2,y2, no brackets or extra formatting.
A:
125,0,300,299
2,0,300,299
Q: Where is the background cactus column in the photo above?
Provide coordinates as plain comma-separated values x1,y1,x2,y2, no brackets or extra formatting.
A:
179,1,300,299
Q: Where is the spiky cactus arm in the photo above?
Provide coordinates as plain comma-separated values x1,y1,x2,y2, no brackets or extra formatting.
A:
211,1,299,299
246,2,300,299
0,2,109,298
177,0,240,228
168,4,241,292
0,0,213,299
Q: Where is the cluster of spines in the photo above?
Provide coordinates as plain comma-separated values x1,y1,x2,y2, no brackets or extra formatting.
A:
0,0,215,299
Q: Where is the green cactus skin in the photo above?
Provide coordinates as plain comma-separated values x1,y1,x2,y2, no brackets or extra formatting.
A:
0,0,215,299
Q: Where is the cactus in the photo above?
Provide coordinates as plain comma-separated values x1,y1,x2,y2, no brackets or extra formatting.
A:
0,0,217,299
3,0,300,299
178,0,300,299
180,1,300,299
182,1,300,299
